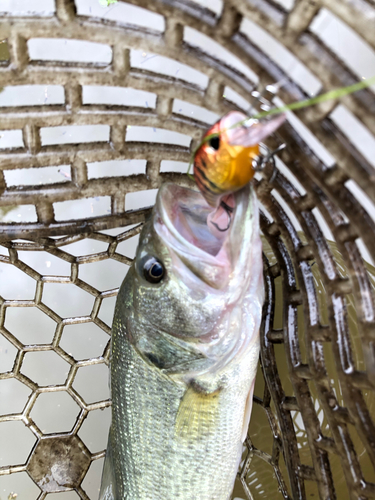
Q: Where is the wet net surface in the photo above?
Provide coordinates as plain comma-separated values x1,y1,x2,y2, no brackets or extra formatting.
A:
0,0,375,499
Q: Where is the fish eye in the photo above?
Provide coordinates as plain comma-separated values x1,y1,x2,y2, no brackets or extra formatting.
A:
143,257,165,283
209,135,220,151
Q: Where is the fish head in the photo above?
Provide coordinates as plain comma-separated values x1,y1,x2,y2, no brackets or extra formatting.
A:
193,111,285,207
130,182,263,343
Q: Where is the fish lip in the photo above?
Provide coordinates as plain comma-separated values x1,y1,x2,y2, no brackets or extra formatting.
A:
154,182,253,286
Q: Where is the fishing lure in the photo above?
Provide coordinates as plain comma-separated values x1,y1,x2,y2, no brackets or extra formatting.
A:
193,75,375,229
193,112,285,209
193,112,285,230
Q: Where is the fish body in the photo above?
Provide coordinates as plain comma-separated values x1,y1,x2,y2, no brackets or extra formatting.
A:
194,111,285,207
99,182,264,500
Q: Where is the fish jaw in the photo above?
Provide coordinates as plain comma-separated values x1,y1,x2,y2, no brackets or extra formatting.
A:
128,182,264,377
125,182,262,353
153,182,255,290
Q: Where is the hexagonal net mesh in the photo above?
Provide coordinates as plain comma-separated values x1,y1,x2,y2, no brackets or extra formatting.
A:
0,0,375,499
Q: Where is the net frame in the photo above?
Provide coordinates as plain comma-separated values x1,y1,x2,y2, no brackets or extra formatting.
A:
0,0,374,499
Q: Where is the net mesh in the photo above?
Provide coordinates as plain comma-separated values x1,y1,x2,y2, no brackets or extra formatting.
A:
0,0,375,499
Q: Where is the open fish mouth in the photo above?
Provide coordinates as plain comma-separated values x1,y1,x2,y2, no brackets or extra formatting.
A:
154,183,253,289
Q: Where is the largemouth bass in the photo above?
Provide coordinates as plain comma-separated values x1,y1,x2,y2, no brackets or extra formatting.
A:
99,181,264,500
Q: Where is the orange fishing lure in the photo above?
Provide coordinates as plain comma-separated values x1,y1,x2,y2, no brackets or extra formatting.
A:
193,111,286,208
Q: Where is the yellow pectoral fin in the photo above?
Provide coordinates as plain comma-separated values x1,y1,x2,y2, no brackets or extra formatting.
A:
175,386,221,440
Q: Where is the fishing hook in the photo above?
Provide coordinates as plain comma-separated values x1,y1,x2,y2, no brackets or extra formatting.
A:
210,200,233,232
253,143,286,183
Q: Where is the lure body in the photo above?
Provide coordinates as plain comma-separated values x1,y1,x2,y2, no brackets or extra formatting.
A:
193,111,285,207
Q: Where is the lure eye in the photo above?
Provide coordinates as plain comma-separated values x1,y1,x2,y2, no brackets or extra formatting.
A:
209,135,220,151
143,257,165,283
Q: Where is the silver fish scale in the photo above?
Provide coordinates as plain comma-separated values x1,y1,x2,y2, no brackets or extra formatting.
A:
109,328,259,500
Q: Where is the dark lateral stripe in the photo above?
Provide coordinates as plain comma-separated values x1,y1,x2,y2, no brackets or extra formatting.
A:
195,165,221,193
201,158,207,169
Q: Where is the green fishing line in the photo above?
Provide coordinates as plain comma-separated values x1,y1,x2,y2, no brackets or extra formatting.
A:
252,76,375,119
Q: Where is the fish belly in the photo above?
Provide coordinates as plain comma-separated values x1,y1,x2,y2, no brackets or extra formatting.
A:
99,331,258,500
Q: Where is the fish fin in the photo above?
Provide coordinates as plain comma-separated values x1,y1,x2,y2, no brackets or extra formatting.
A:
99,431,116,500
241,380,255,442
175,385,220,440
